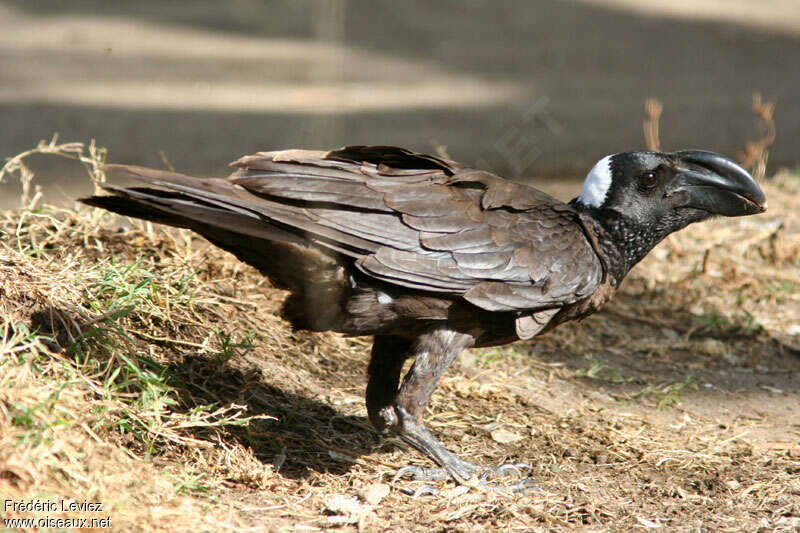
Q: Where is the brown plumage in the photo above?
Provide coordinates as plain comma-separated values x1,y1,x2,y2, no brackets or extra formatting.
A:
82,145,765,489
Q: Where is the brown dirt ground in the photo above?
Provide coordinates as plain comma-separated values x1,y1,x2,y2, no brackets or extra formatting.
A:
1,168,799,531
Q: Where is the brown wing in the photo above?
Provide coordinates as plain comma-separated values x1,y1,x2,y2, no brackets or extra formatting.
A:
227,146,603,312
98,146,603,313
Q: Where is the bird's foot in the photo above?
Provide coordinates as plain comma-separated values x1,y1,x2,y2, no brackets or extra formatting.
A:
388,407,537,495
394,462,537,496
395,461,531,482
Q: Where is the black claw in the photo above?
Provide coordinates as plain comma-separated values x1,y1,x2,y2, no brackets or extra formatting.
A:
494,464,521,477
394,465,453,482
412,485,439,498
469,476,539,495
509,478,539,495
394,465,422,480
491,461,532,478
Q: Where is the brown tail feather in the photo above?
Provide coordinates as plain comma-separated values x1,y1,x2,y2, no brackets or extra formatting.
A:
81,170,350,331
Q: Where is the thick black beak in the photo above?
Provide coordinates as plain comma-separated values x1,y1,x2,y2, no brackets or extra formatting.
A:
667,150,767,216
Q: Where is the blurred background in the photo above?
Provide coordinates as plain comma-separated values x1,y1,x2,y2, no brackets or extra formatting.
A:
1,0,798,207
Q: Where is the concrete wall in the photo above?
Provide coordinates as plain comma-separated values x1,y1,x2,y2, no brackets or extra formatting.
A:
1,0,797,206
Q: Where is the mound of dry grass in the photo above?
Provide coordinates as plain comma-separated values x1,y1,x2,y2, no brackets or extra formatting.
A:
1,142,799,531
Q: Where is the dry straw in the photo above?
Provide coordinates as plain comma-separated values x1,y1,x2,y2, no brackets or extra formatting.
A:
1,132,798,531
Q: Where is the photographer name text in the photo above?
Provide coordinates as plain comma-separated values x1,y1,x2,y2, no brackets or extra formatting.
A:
5,499,104,513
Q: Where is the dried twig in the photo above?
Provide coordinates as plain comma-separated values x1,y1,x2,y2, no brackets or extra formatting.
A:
643,98,663,152
430,139,452,160
0,134,107,209
738,93,776,181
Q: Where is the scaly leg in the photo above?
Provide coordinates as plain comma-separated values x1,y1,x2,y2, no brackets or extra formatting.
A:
366,329,533,490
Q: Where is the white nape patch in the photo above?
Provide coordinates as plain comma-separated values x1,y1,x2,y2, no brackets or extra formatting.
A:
577,155,614,208
376,290,393,305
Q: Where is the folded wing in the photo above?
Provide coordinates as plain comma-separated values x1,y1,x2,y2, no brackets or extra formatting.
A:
98,146,603,313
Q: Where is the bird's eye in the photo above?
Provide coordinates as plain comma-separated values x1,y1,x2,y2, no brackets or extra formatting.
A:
639,171,658,190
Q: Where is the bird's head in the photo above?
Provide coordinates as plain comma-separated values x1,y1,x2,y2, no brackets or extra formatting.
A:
575,150,766,220
572,150,766,274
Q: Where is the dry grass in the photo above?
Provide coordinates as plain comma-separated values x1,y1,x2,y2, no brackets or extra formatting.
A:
643,94,777,181
1,143,799,531
739,94,777,182
643,98,663,152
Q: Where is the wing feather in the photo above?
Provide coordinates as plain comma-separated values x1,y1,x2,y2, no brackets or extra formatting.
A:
100,146,603,313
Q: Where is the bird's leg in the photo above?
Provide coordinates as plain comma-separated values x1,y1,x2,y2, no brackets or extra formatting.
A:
366,335,411,432
391,329,481,482
367,329,533,489
366,330,475,478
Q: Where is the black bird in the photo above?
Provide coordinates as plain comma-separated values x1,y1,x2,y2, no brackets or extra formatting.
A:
81,146,766,489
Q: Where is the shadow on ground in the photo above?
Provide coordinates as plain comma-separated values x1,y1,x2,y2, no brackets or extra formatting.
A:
166,354,384,480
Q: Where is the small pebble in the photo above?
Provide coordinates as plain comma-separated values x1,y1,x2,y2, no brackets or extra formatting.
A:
491,428,524,444
216,282,234,297
358,483,390,505
721,352,740,365
323,494,369,516
725,479,741,490
699,338,726,357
